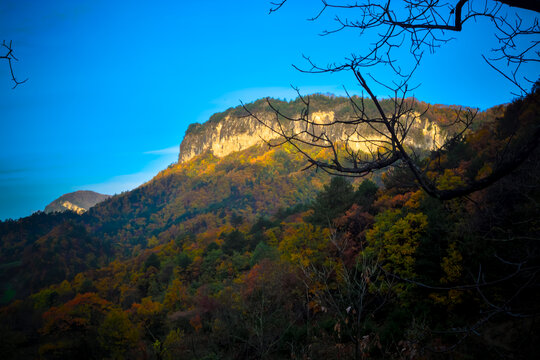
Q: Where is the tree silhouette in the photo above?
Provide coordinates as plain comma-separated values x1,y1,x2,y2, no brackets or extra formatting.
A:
247,0,540,200
270,0,538,94
1,41,27,89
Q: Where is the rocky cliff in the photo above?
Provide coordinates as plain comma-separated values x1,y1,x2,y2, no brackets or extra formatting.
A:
179,96,448,163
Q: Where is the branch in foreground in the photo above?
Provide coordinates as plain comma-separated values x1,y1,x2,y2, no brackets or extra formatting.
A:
1,40,28,89
244,67,539,200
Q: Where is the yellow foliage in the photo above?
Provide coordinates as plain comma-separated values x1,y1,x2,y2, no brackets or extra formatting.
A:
162,329,185,360
475,163,493,180
264,227,280,247
436,169,466,191
440,242,463,284
404,190,425,209
183,241,203,259
72,273,87,292
429,289,463,307
366,210,428,285
164,279,189,311
429,243,464,307
147,235,159,248
278,223,330,268
56,280,72,296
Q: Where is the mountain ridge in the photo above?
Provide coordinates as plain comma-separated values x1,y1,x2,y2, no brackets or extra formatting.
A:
0,95,505,303
44,190,111,214
178,95,496,163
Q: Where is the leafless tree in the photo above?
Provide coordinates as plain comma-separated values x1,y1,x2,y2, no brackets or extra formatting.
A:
1,40,27,89
248,0,540,200
294,228,389,359
270,0,539,94
259,2,540,355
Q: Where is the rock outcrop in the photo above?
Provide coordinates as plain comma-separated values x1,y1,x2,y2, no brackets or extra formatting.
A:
179,97,447,163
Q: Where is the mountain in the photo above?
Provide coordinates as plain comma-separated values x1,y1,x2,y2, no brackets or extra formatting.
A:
3,93,536,359
1,95,503,301
0,95,505,302
44,190,111,215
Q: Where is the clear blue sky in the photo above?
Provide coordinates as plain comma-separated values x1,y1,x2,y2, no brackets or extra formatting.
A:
1,0,538,220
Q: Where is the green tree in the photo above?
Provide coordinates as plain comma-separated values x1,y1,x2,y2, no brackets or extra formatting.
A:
250,241,278,266
221,229,247,255
145,253,161,271
354,179,378,210
308,177,355,225
98,309,140,359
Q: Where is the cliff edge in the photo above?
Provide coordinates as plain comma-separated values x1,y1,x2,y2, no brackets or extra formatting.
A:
178,96,447,163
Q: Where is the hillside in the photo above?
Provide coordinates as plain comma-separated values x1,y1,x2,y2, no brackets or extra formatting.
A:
1,93,537,359
44,190,111,214
0,141,340,303
0,95,504,304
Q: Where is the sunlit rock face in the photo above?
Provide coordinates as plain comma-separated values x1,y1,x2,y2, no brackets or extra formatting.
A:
61,201,87,215
179,108,446,163
179,114,279,163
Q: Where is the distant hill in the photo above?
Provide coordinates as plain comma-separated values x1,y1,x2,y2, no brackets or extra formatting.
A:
44,190,111,214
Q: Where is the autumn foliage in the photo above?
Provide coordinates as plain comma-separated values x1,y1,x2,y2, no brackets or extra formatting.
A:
0,92,539,359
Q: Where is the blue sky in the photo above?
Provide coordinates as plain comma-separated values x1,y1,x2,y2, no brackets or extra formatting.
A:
1,0,538,220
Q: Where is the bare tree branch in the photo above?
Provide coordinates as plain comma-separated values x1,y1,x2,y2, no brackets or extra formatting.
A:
1,40,28,89
260,1,539,200
282,1,538,94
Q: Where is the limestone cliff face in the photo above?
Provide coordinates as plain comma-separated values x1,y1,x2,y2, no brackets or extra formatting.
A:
179,113,279,163
179,106,446,163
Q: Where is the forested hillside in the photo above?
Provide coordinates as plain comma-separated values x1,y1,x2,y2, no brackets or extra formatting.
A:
2,95,492,302
0,92,538,359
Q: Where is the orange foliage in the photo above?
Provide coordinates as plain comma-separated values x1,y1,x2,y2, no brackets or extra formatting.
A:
41,293,112,335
